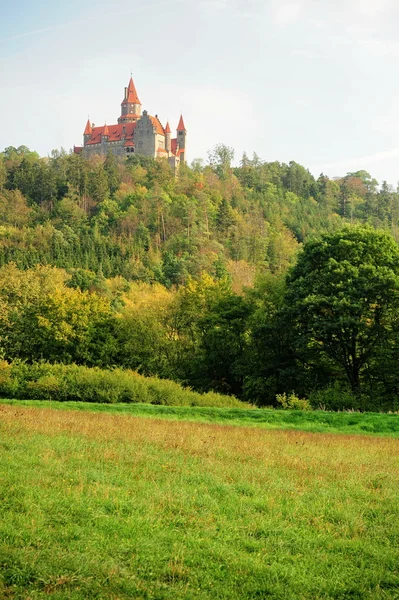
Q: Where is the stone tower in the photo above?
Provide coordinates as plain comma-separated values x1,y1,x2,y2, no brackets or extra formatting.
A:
176,115,186,163
165,121,171,153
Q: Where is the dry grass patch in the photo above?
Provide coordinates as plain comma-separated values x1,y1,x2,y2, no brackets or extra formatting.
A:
1,405,399,599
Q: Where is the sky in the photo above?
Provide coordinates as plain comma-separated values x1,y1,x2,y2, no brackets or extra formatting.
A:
1,0,399,183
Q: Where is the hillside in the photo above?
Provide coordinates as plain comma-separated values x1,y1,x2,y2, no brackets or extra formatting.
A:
1,146,399,410
1,146,397,284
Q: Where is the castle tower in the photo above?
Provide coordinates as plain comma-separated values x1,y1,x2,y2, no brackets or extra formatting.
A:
118,76,142,124
83,118,92,145
176,115,186,161
165,121,171,153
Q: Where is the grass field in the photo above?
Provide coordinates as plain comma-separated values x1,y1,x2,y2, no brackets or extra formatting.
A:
1,404,399,599
1,399,399,437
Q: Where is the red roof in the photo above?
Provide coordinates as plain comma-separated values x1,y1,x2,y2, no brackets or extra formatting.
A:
170,138,184,157
177,115,186,131
102,123,110,137
149,115,165,135
84,119,92,135
122,76,141,105
124,140,135,147
164,121,171,134
74,146,83,154
85,122,137,145
171,138,178,155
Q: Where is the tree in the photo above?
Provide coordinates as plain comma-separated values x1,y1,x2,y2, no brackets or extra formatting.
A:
104,151,121,195
0,263,118,366
0,155,6,190
216,198,235,233
88,164,109,204
243,273,293,405
284,227,399,395
208,144,234,179
172,274,249,395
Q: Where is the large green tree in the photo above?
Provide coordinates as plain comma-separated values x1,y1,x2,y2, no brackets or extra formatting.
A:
284,226,399,395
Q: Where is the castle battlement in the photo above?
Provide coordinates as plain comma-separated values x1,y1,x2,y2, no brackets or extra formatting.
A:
74,77,186,171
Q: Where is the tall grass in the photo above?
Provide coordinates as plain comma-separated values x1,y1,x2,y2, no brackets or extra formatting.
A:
1,399,399,437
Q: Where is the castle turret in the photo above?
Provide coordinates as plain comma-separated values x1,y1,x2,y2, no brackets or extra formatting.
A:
165,121,171,153
102,123,110,144
83,118,92,145
118,76,142,124
176,115,186,162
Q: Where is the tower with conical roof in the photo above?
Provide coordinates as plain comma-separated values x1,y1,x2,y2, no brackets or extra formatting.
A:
118,77,142,124
101,123,110,144
83,119,92,144
165,121,171,153
176,115,186,162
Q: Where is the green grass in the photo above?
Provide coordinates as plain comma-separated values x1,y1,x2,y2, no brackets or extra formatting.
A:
1,399,399,437
0,404,399,599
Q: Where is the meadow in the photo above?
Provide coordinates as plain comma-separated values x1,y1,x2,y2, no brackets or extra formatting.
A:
1,399,399,437
1,404,398,599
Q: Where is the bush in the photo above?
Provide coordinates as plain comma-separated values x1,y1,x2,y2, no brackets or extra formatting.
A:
0,361,247,408
308,383,361,411
276,392,312,411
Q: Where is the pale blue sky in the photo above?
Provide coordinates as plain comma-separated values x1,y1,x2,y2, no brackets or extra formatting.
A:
1,0,399,183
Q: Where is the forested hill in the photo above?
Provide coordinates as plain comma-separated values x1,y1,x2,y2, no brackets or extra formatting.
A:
2,144,399,411
0,144,396,287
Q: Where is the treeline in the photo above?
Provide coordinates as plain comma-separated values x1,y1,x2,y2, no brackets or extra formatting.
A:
2,144,399,287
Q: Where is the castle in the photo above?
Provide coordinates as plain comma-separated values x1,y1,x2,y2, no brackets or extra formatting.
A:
74,76,186,170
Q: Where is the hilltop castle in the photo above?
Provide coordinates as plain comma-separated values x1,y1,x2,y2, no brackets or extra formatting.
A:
74,76,186,170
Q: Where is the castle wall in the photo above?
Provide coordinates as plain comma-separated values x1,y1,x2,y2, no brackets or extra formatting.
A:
168,154,180,175
156,134,165,150
134,112,157,157
84,140,126,157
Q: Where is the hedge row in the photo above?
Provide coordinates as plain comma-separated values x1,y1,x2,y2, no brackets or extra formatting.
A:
0,361,246,408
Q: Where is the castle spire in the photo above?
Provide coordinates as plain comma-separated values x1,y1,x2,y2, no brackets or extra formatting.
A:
177,114,186,131
102,123,110,138
84,118,92,135
164,121,171,133
124,76,141,105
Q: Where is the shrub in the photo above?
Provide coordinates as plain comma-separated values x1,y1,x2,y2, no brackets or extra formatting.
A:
276,392,312,411
308,383,361,411
0,361,247,408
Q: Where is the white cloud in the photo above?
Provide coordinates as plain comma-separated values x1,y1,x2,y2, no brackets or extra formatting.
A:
197,0,230,11
356,37,399,59
272,2,303,26
291,48,328,59
350,0,394,18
